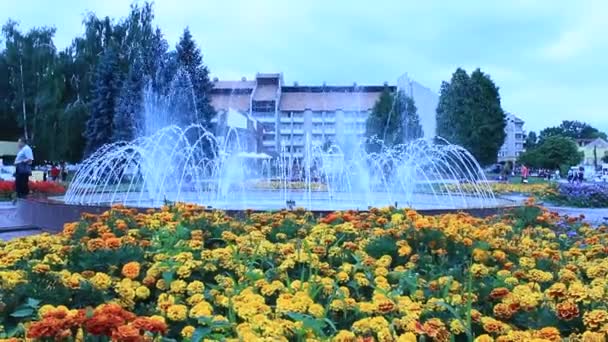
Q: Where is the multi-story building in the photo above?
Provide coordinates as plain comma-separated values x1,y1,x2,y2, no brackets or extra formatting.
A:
210,73,438,159
498,114,526,163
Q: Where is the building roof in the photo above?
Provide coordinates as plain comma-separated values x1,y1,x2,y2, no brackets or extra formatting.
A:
584,137,608,149
213,80,256,90
211,93,250,112
253,84,278,101
279,91,382,111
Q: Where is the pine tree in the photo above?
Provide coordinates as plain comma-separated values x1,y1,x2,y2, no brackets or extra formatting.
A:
436,68,506,166
113,57,144,141
366,88,400,152
84,48,122,156
168,68,198,128
176,28,216,127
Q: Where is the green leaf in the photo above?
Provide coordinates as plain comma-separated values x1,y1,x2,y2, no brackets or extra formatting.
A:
26,298,41,308
191,327,211,342
10,308,34,318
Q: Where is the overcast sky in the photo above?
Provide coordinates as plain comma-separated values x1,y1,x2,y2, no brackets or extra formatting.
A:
2,0,607,134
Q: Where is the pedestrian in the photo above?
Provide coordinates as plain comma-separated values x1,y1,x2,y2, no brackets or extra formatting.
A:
50,163,60,181
521,165,529,183
60,161,68,182
14,137,34,199
577,166,584,184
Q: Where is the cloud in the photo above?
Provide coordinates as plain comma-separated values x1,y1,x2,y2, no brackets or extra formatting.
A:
540,0,608,61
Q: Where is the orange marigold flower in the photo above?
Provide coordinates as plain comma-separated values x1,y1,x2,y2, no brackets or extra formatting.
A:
535,327,561,342
122,262,141,279
111,324,145,342
105,237,122,249
489,287,510,300
87,238,105,251
556,301,580,321
131,317,168,334
493,303,513,320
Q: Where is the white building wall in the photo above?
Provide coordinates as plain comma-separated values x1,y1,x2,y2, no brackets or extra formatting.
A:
397,73,439,138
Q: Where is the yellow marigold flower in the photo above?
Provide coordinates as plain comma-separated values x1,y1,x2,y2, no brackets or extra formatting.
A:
474,334,494,342
121,261,140,279
181,325,195,339
135,286,150,300
333,330,356,342
90,272,112,290
186,280,205,295
519,257,536,269
583,309,608,330
156,279,167,290
352,316,390,334
470,263,489,278
176,265,192,279
166,304,188,321
450,319,465,335
38,304,55,317
336,271,349,283
504,277,519,286
581,331,606,342
395,332,416,342
189,301,213,318
308,303,325,318
169,279,187,294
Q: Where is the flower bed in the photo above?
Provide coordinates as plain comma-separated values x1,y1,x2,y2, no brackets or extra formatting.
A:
544,183,608,208
248,180,328,191
447,182,556,198
0,203,607,341
0,181,66,200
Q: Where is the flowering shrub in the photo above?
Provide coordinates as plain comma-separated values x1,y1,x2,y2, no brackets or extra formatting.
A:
0,203,607,341
545,183,608,208
0,181,66,199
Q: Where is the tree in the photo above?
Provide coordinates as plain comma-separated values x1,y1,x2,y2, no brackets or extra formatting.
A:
113,57,144,141
539,120,607,142
602,154,608,164
436,68,506,166
84,48,122,156
366,88,402,152
518,135,582,170
176,28,215,128
525,131,537,149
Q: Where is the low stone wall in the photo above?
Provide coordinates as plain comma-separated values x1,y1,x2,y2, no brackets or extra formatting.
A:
17,198,519,233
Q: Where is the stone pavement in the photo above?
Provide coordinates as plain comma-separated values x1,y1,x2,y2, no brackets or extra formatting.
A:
545,206,608,226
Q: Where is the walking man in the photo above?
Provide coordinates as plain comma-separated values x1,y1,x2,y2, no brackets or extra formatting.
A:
14,137,34,198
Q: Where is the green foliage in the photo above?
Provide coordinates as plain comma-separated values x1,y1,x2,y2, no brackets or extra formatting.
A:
366,88,422,152
0,2,207,162
436,68,506,166
539,120,607,142
525,131,537,149
365,235,398,259
518,135,582,170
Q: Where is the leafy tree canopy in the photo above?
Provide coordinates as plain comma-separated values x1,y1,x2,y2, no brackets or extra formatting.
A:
436,68,506,166
518,135,583,170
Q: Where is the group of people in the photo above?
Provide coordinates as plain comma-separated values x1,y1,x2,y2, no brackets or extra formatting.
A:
42,161,68,182
567,166,586,184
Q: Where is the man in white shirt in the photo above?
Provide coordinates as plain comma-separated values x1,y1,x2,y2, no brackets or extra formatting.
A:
14,137,34,198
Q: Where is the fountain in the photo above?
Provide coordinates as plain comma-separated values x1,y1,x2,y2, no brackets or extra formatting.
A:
62,75,505,211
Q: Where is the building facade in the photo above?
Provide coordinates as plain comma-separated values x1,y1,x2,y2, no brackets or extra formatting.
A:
210,73,438,159
498,114,526,163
